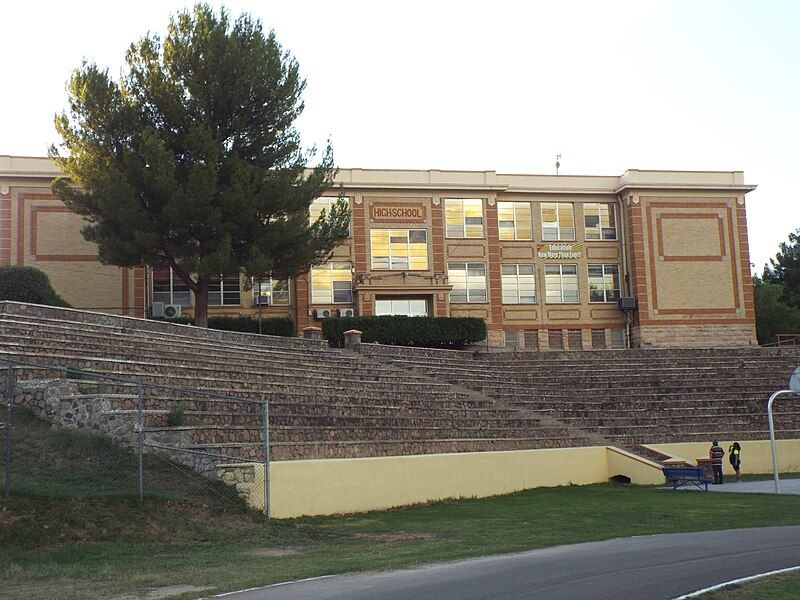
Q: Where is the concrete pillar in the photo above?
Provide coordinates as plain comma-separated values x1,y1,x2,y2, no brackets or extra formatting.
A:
344,329,362,351
301,326,323,341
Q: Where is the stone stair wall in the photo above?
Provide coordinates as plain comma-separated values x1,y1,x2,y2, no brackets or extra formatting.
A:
0,302,596,477
357,342,800,453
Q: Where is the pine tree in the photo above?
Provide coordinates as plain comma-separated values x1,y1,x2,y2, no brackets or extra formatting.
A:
763,229,800,309
50,4,349,327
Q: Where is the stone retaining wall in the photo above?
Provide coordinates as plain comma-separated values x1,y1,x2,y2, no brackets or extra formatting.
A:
633,322,758,349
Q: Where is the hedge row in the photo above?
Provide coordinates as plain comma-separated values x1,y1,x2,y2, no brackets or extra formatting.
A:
0,266,72,308
322,315,487,348
159,315,295,337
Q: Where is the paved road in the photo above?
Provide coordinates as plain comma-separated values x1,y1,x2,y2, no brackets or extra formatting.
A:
220,525,800,600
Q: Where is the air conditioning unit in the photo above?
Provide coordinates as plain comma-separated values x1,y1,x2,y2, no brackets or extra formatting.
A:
618,297,637,311
164,304,182,319
339,308,355,317
255,295,271,305
152,301,166,318
315,308,333,319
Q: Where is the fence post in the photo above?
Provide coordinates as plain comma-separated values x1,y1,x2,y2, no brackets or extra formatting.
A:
137,383,143,501
4,362,12,497
263,399,270,520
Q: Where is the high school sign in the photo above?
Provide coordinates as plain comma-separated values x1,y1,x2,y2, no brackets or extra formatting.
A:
370,202,427,223
536,243,584,260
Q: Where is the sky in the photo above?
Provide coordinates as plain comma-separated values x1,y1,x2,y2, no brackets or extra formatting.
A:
1,0,798,272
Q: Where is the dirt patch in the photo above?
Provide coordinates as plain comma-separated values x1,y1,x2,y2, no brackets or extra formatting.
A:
245,546,303,557
112,585,213,599
353,531,438,542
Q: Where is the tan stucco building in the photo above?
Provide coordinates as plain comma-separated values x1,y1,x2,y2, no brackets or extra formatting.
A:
0,155,757,349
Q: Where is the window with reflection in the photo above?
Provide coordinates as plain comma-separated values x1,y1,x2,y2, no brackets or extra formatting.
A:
584,203,617,240
370,229,428,270
252,276,290,306
311,262,352,304
445,198,484,238
310,196,350,234
541,202,575,241
545,263,579,303
152,267,191,306
209,274,242,306
588,264,621,302
498,201,533,240
448,262,487,303
374,298,429,316
501,264,537,304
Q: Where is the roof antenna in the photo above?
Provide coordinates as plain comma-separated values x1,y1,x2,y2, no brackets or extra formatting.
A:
555,154,561,175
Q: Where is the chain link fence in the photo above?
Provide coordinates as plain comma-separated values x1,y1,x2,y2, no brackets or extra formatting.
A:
1,359,270,518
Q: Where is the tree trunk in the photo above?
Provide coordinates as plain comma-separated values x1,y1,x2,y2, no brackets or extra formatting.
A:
194,276,210,328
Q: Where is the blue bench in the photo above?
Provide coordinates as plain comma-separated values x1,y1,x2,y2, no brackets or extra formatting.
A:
663,467,713,491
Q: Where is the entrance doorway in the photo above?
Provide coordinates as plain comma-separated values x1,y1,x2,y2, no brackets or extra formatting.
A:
374,297,429,316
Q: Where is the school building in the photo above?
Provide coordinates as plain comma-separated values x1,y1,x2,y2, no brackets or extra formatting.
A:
0,155,757,349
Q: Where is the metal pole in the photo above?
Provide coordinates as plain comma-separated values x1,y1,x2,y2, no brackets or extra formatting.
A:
767,390,789,495
4,362,13,497
137,383,144,501
263,399,270,520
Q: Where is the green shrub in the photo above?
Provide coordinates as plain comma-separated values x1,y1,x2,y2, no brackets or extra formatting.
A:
155,314,295,337
65,367,92,381
166,402,186,427
322,315,487,349
207,315,294,336
754,278,800,344
0,266,71,307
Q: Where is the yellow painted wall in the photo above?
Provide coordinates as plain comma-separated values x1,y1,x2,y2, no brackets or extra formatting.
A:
645,439,800,475
223,445,671,519
269,447,610,518
606,447,665,485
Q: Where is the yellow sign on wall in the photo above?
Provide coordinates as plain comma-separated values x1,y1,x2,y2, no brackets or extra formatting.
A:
370,202,427,223
537,243,584,260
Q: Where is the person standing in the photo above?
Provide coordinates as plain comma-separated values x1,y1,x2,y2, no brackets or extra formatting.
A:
729,442,742,482
710,440,725,484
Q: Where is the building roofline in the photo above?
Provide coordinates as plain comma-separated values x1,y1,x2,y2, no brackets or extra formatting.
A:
0,155,756,195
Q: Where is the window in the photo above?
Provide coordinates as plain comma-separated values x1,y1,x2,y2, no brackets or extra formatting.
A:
310,196,350,234
447,262,487,303
370,229,428,270
152,267,191,306
501,264,537,304
374,298,428,316
584,203,617,240
311,262,352,304
524,330,540,350
545,264,579,303
541,202,575,241
568,329,583,349
498,202,532,240
611,328,626,349
591,329,607,349
505,330,519,349
252,276,290,306
548,329,563,350
209,274,241,306
588,264,621,303
445,198,484,238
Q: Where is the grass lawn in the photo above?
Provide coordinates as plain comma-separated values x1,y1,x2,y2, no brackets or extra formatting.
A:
4,409,800,599
700,570,800,598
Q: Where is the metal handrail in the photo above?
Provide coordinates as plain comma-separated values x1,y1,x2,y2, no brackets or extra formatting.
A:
777,334,800,347
762,334,800,348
